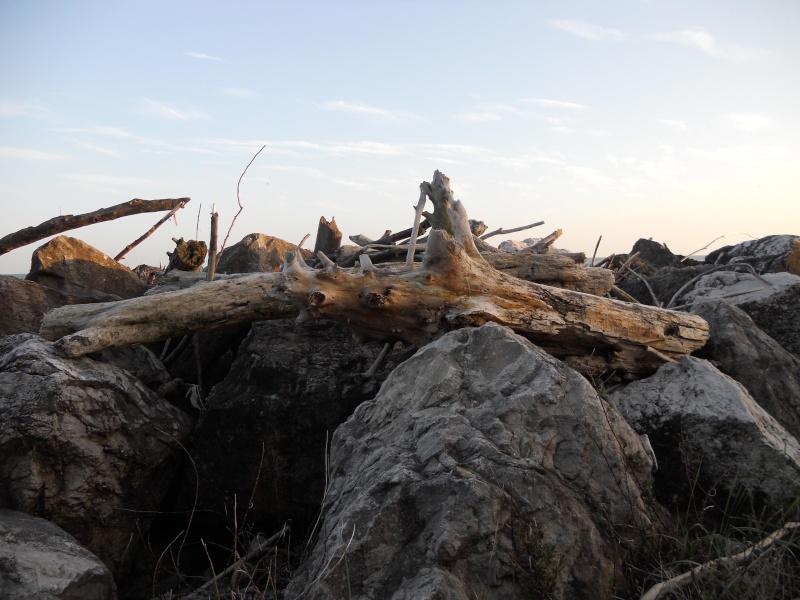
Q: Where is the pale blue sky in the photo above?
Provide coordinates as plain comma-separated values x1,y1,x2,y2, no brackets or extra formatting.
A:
2,0,798,273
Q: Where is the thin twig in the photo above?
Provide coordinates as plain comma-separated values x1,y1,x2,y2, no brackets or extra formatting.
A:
115,199,189,262
297,233,311,249
590,235,602,267
639,522,800,600
680,231,756,263
615,251,640,279
625,268,662,307
219,145,266,260
480,220,545,241
364,343,391,377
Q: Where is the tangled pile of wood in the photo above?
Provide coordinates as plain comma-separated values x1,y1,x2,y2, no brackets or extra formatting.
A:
24,170,707,378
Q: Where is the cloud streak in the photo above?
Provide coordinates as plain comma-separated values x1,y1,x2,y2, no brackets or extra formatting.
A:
317,101,418,122
185,51,222,61
138,98,211,120
549,19,628,42
650,29,768,61
0,147,65,161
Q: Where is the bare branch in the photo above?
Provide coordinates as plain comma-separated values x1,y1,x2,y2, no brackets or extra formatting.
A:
480,221,545,241
219,145,266,259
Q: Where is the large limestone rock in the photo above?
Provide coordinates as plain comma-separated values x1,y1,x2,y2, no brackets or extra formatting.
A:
285,323,657,600
0,334,193,578
27,236,150,300
705,234,800,275
182,320,398,538
216,233,311,274
0,509,117,600
610,357,800,518
692,300,800,441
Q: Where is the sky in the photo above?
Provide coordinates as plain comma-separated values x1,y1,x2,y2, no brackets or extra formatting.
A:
1,0,799,274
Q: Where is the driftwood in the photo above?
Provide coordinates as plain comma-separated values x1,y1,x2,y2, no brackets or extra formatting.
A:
313,216,342,256
40,173,708,377
484,252,614,295
114,199,189,261
0,198,190,256
166,238,207,272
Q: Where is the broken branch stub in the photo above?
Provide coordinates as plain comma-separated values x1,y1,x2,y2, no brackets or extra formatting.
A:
40,174,708,378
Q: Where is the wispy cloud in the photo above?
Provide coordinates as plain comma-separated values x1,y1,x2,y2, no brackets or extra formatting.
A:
138,98,211,120
185,51,222,61
0,99,51,119
222,87,258,99
451,110,502,123
522,98,587,110
54,125,136,139
649,29,768,61
0,147,65,161
73,141,122,158
317,101,417,122
721,112,773,132
62,173,154,186
658,118,688,131
549,19,628,42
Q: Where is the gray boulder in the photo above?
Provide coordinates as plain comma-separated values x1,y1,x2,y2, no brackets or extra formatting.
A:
27,236,150,300
692,300,800,441
0,509,117,600
705,234,800,275
285,323,657,600
617,265,713,306
0,334,193,579
610,357,800,518
683,272,800,358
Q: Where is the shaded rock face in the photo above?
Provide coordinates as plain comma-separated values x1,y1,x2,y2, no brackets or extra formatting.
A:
737,280,800,359
616,264,713,306
286,323,657,600
0,334,193,579
216,233,311,274
182,320,396,539
692,300,800,441
27,236,150,300
682,272,800,358
705,234,800,275
0,509,117,600
0,274,98,336
610,357,800,519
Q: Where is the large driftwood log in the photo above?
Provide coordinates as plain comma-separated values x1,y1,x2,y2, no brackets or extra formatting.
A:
484,252,614,295
0,198,190,256
40,176,708,377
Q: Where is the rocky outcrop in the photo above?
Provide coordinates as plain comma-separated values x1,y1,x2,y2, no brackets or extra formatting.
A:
610,357,800,518
692,300,800,441
27,236,150,300
0,334,192,579
286,323,657,600
181,320,400,538
216,233,311,274
630,238,679,268
705,234,800,275
0,274,97,336
0,509,117,600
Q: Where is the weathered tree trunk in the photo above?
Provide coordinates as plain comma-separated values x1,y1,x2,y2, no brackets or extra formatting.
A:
0,198,190,256
40,183,708,377
313,216,342,256
484,252,614,295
